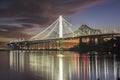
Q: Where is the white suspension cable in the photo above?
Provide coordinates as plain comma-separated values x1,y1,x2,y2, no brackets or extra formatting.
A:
41,20,59,39
63,19,77,37
63,18,78,30
30,18,59,40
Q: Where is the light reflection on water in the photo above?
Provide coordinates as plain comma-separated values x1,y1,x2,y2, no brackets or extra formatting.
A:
9,50,120,80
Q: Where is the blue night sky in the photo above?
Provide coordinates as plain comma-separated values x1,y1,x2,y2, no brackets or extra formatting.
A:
66,0,120,31
0,0,120,48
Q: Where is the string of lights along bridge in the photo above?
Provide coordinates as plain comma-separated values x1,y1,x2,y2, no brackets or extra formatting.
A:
8,15,120,51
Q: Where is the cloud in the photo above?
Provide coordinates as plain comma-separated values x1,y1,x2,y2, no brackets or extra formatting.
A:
0,23,44,39
0,0,106,21
0,0,107,48
0,28,8,31
0,1,12,9
0,0,107,26
0,25,32,38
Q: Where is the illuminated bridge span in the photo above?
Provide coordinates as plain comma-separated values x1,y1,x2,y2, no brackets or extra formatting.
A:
8,16,120,51
30,15,101,40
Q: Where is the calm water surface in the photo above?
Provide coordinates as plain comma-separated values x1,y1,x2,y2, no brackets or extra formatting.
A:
0,50,120,80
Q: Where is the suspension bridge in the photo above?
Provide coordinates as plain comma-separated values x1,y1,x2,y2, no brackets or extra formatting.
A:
8,15,120,51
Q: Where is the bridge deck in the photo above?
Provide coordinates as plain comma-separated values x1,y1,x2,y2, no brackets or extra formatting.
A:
9,33,120,44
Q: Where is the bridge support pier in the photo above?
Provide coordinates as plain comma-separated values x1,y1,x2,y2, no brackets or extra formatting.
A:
59,39,63,51
98,37,104,45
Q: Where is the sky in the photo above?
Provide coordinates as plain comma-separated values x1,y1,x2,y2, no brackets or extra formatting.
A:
0,0,120,48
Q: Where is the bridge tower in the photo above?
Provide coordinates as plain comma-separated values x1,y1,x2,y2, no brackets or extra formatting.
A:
59,15,63,51
59,15,63,38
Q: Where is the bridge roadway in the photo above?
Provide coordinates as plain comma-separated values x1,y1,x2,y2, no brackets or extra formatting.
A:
8,33,120,50
10,33,120,44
